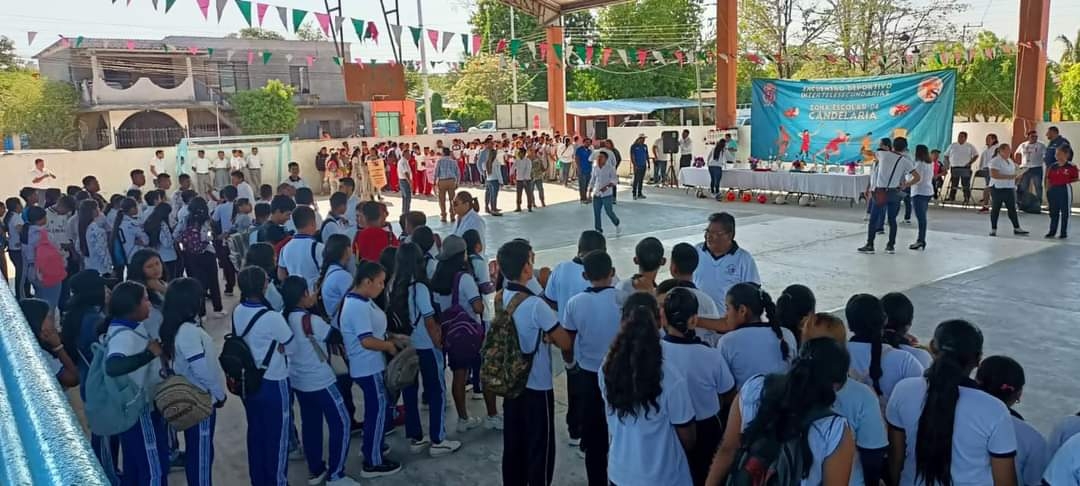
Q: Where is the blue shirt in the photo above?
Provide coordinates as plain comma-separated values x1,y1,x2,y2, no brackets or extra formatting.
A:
575,146,593,174
833,380,888,486
1044,433,1080,485
718,325,797,388
1046,136,1072,166
211,201,234,234
563,287,621,373
630,143,649,168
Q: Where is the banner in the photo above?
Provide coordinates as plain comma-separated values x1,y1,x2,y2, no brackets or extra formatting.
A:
750,69,956,164
367,159,387,190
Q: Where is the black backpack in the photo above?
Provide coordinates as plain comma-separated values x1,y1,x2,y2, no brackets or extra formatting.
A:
219,309,273,398
1017,189,1041,214
726,375,839,486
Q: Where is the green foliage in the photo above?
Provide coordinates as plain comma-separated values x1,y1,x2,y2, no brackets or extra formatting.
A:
232,28,285,40
0,36,20,71
448,54,532,106
448,95,494,128
0,71,79,149
229,80,299,135
295,21,327,41
568,69,605,101
1056,30,1080,65
1059,63,1080,120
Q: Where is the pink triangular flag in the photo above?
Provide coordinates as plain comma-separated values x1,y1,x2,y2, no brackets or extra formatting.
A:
306,55,315,67
426,29,439,50
314,12,331,36
58,36,71,48
601,47,612,66
496,38,507,53
354,57,364,67
247,51,255,65
256,2,269,26
126,40,136,50
188,46,199,55
539,42,548,61
367,21,379,44
472,35,482,55
196,0,210,19
27,32,37,45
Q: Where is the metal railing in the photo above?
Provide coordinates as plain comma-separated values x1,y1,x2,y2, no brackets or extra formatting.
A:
113,127,188,149
0,282,107,484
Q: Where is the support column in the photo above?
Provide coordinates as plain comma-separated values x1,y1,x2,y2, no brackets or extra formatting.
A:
546,25,567,135
715,0,737,128
1011,0,1050,149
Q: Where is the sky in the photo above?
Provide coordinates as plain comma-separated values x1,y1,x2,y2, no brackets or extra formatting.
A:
3,0,1077,67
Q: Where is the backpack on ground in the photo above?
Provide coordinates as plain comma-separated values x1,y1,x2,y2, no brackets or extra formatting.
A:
480,290,539,399
385,345,420,395
83,330,151,436
726,374,839,486
34,227,67,287
439,272,486,366
178,225,210,254
1018,189,1041,214
154,356,213,431
219,309,273,398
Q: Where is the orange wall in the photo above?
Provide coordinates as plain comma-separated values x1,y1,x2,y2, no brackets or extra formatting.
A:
369,100,417,136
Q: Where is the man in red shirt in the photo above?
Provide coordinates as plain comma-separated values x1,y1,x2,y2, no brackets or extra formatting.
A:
352,201,399,262
1046,145,1078,239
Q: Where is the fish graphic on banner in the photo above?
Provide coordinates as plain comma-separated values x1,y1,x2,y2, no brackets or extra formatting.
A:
750,69,956,165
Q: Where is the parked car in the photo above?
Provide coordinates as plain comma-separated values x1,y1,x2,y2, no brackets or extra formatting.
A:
429,119,464,134
619,119,664,127
468,120,497,132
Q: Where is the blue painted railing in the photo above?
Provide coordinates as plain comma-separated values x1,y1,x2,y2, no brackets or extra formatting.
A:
0,282,107,485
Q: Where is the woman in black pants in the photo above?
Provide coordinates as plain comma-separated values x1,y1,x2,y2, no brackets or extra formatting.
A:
707,140,727,198
177,197,225,316
986,143,1029,237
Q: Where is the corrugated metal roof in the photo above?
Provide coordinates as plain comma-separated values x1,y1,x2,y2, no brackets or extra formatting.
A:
525,97,712,117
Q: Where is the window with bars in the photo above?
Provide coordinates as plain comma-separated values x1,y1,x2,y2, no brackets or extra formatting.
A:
289,65,310,94
216,62,250,93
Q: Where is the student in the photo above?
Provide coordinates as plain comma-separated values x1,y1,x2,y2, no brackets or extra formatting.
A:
588,150,620,234
321,192,352,243
257,195,296,244
353,202,399,263
452,191,486,248
706,337,856,486
23,206,65,310
232,198,254,235
339,261,403,477
663,243,724,344
294,187,322,229
211,186,238,296
103,281,169,486
602,292,696,486
20,298,79,388
410,225,438,279
127,249,168,339
845,294,924,401
881,292,933,368
250,201,272,246
1046,146,1078,239
1045,434,1080,485
279,276,359,486
4,197,26,298
772,284,816,344
177,197,224,317
211,151,230,190
886,320,1018,486
232,267,294,485
278,206,324,291
561,250,622,484
338,178,361,226
143,203,181,280
284,162,309,190
318,234,362,433
430,235,486,432
801,312,890,486
497,239,574,485
614,237,665,306
259,184,274,205
462,229,493,295
716,284,795,388
111,197,147,276
972,356,1047,486
658,287,736,485
242,243,284,311
158,278,225,486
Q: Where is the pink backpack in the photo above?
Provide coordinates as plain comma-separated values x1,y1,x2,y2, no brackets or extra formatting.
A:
35,227,67,287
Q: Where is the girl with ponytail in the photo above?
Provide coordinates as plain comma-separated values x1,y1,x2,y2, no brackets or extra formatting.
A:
976,356,1048,486
659,285,735,485
775,284,816,343
706,337,856,485
602,292,697,486
886,320,1018,486
882,292,933,368
717,282,797,388
846,294,924,402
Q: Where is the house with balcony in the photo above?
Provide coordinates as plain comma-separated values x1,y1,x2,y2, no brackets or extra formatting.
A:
34,36,376,149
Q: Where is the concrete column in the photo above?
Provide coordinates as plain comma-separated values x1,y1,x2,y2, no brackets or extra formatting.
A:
1011,0,1050,149
715,0,737,128
90,55,102,104
546,25,567,134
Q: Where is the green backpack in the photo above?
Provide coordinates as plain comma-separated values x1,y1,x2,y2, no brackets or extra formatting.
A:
480,291,540,399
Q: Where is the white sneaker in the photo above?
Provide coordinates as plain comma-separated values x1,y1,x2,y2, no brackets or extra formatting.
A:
484,415,504,431
568,437,581,447
213,310,229,318
307,470,327,486
470,391,484,401
428,439,462,457
457,416,482,431
326,476,363,486
409,436,430,454
614,224,622,236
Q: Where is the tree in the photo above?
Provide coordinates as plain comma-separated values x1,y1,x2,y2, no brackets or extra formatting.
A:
447,94,494,128
0,36,19,71
448,54,532,107
0,71,79,148
231,28,285,40
296,21,327,41
1059,63,1080,119
1056,29,1080,65
739,0,829,78
229,80,299,135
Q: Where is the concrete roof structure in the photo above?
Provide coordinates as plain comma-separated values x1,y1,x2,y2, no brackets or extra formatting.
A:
495,0,632,25
525,97,712,117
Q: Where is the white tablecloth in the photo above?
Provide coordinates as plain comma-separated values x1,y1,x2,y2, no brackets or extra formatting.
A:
679,167,870,200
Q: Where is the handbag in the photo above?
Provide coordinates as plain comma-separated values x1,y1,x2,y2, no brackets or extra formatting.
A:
873,154,903,206
154,355,213,431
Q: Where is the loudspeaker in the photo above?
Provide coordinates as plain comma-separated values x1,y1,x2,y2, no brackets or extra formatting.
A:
593,120,608,140
661,131,680,154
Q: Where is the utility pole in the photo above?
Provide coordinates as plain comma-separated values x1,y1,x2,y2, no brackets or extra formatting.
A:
417,0,433,133
694,38,704,126
960,23,983,47
510,7,518,103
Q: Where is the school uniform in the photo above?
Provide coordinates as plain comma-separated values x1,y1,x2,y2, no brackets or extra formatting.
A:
897,344,932,369
740,375,850,486
172,321,226,486
433,275,483,370
402,282,449,444
832,380,888,486
885,377,1018,486
179,222,223,313
564,286,623,485
1049,416,1080,458
501,282,560,486
154,223,182,279
340,292,392,467
1047,162,1078,237
717,325,797,388
233,302,295,486
469,254,494,296
541,258,590,443
321,263,354,323
601,356,696,486
846,342,924,401
1044,433,1080,485
117,214,148,265
320,213,353,244
1010,413,1050,486
286,310,351,482
279,234,324,291
692,241,761,318
661,336,736,484
106,318,169,486
211,201,237,293
453,209,486,249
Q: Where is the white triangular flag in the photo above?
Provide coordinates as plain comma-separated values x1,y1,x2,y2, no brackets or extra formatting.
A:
652,50,665,64
151,0,159,9
441,31,454,52
526,41,536,58
227,49,236,62
390,25,403,46
276,6,288,29
215,0,228,21
285,53,294,63
27,32,37,45
335,16,345,34
617,49,629,66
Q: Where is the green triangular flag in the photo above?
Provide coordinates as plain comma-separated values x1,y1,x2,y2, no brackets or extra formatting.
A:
509,39,522,58
165,0,177,13
235,0,253,27
934,53,942,64
409,26,422,48
573,45,586,63
552,43,563,63
292,9,307,32
206,47,215,57
262,51,272,64
75,36,84,48
163,44,171,52
332,56,342,66
352,19,365,39
461,34,469,54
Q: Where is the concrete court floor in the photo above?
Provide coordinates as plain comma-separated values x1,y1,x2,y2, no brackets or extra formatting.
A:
71,180,1074,485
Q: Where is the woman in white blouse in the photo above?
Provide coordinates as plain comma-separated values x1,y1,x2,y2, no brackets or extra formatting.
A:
978,133,1001,211
987,143,1029,237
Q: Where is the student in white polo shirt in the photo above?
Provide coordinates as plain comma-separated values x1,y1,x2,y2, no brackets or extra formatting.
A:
601,292,696,486
658,285,735,484
881,292,933,368
885,320,1018,486
339,261,403,478
694,212,760,314
192,150,213,196
320,193,353,244
667,242,726,345
845,294,924,402
496,239,573,486
279,276,359,486
246,146,263,188
563,250,622,484
232,267,295,486
976,356,1049,486
614,237,665,307
1044,434,1080,485
717,283,796,388
706,337,856,485
278,206,324,291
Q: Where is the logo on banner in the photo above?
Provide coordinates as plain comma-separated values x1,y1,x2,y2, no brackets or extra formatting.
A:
918,76,944,102
762,83,777,107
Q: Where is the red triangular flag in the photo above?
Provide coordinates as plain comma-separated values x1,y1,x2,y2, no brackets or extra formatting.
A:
601,47,612,66
636,49,647,67
426,29,439,50
585,46,594,64
472,35,482,55
674,50,686,65
539,42,548,61
496,38,508,53
314,13,331,36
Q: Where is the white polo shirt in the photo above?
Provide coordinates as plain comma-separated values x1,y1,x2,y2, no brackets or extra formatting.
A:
246,154,263,169
872,151,916,190
229,156,245,172
321,264,353,324
432,276,483,333
193,157,211,174
211,156,229,170
397,157,412,182
340,292,388,378
660,337,734,420
1012,415,1050,486
236,181,255,203
503,286,559,391
945,142,979,168
563,287,621,373
1049,415,1080,458
1016,141,1047,169
286,310,337,392
679,136,693,157
988,156,1018,189
718,325,797,388
453,210,486,250
832,379,888,486
407,282,439,350
278,234,324,291
513,157,533,181
543,259,590,323
692,242,761,316
846,342,924,401
105,318,161,388
1044,433,1080,485
149,156,166,176
232,302,294,382
172,321,226,400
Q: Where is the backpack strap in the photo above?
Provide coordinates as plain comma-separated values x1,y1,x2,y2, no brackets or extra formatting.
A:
451,272,466,307
301,312,330,363
233,308,271,338
309,240,319,268
504,292,543,355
